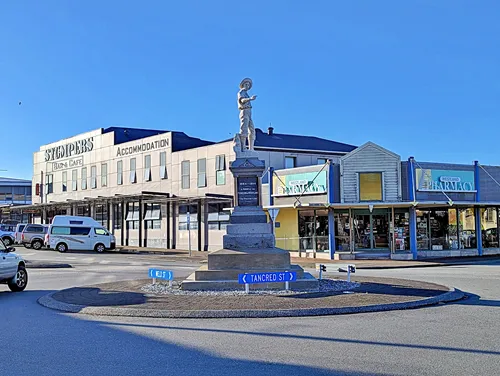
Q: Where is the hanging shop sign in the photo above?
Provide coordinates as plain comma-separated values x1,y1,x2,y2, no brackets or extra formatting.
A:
44,137,94,162
415,168,475,192
116,138,169,157
274,171,327,196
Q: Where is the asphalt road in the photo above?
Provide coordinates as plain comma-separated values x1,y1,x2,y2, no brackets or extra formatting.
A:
1,248,499,376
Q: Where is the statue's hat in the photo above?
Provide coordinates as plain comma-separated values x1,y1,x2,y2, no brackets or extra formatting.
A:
239,78,252,89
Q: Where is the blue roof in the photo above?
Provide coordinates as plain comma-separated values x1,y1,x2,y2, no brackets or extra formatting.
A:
0,177,31,186
103,127,214,152
253,128,357,153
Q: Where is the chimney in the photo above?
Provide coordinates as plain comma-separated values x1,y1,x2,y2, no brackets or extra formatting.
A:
268,126,274,135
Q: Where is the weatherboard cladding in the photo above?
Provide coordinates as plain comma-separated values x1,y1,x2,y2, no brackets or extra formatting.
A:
341,144,400,203
413,161,476,202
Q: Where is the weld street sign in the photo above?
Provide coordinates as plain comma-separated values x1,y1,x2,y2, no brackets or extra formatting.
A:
238,271,297,285
148,268,173,281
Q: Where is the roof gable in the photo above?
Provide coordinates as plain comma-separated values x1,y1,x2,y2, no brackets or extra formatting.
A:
341,141,400,161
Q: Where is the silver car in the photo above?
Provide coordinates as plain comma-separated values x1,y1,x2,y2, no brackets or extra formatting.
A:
14,223,28,244
0,240,28,292
21,224,48,250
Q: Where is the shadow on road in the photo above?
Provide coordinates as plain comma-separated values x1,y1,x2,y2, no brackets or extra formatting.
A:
2,289,388,376
451,292,500,307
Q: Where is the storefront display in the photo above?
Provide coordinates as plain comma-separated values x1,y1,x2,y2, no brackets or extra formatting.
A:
298,209,329,252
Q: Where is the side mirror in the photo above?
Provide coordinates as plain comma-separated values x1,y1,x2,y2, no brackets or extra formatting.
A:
6,247,15,253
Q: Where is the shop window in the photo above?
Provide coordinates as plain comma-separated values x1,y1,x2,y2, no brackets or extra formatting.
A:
144,155,152,182
334,211,350,251
46,174,53,194
317,158,327,165
90,166,97,189
208,203,230,230
160,152,168,179
481,208,498,249
181,161,190,189
144,203,161,229
81,167,87,190
393,210,410,251
114,204,122,230
62,171,67,192
101,163,108,187
126,202,140,229
178,204,197,230
130,158,137,184
416,208,459,250
359,172,383,201
285,156,296,169
95,205,108,227
458,208,476,249
77,206,90,217
298,209,329,252
117,160,123,185
72,169,78,191
216,155,226,186
197,158,206,188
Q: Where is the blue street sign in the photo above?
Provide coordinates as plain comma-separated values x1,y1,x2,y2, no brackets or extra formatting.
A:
148,268,173,280
238,271,297,284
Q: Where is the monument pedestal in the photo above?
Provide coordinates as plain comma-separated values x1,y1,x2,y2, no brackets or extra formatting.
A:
181,156,318,291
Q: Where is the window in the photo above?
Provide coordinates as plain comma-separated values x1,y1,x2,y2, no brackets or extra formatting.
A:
216,155,226,185
81,167,87,190
101,163,108,187
178,204,198,230
197,158,206,188
51,226,70,235
160,151,167,179
72,170,78,191
145,204,162,229
126,202,140,229
285,156,296,169
91,166,97,189
62,171,67,192
359,172,383,201
317,158,327,165
95,204,108,227
114,204,122,229
298,209,329,252
13,187,25,202
95,228,109,236
481,208,498,249
208,203,230,230
181,160,190,189
77,206,90,217
71,227,91,236
46,174,53,194
144,155,152,181
130,158,137,184
117,160,123,185
25,225,44,233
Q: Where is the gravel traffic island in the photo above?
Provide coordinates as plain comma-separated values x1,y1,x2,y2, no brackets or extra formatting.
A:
37,276,464,318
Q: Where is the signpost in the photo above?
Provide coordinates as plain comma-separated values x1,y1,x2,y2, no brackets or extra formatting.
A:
268,208,280,236
148,268,174,287
238,271,297,293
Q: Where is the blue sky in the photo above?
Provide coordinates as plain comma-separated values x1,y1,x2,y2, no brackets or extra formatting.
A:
1,1,499,179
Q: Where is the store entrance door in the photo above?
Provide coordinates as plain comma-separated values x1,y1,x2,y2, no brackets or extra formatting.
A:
353,210,390,250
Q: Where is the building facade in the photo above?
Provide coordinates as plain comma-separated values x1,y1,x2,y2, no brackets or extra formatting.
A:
0,177,32,223
16,126,356,251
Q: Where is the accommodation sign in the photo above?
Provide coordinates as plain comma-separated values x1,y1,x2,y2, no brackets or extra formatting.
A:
44,137,94,162
416,168,475,192
116,138,169,157
274,171,327,196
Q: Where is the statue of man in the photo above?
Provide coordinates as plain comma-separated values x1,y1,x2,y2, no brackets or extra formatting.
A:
237,78,257,151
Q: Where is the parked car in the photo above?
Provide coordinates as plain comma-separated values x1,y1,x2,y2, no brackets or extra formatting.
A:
47,215,116,253
21,224,49,250
14,223,28,244
0,240,28,292
0,224,15,247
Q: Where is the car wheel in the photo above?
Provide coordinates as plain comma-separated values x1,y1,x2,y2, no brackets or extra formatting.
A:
2,237,12,246
32,240,43,250
95,243,106,253
24,243,32,249
8,266,28,292
56,243,68,253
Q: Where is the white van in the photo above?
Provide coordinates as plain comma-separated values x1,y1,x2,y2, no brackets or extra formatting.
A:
47,216,116,253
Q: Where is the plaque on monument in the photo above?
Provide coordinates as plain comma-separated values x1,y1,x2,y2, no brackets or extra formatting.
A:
237,176,259,206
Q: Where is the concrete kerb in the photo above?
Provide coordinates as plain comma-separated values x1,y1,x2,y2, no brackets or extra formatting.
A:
37,287,465,319
25,261,73,269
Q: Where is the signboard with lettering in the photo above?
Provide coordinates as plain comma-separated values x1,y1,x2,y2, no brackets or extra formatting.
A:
148,268,173,280
237,177,259,206
44,137,94,162
273,171,327,196
415,169,475,192
51,157,84,171
116,138,169,157
238,271,297,284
